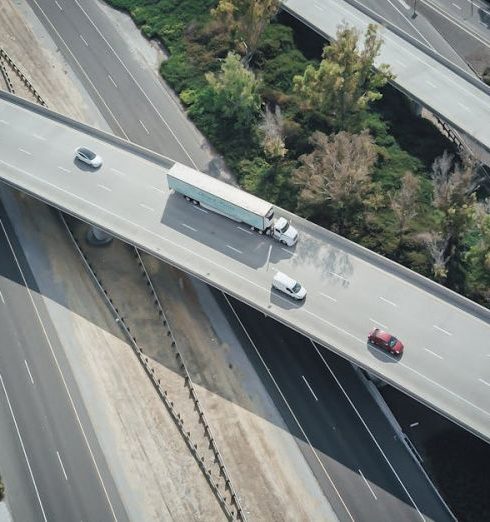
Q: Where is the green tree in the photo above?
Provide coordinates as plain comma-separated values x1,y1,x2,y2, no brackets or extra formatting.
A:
293,23,394,131
390,171,420,251
258,105,287,160
293,130,377,233
430,151,478,289
211,0,279,63
465,201,490,304
190,51,262,140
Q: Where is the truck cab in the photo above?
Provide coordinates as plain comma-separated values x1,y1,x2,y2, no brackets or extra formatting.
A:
272,217,298,246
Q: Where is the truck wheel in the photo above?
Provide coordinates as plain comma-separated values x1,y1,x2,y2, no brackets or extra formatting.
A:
192,199,199,205
184,196,191,202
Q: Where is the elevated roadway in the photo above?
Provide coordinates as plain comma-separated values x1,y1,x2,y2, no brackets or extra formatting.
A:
282,0,490,155
0,90,489,443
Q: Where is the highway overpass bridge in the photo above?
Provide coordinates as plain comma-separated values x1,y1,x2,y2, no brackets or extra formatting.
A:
282,0,490,157
0,90,489,442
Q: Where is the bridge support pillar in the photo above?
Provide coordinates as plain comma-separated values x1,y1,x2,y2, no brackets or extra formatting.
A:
86,226,113,245
409,99,423,117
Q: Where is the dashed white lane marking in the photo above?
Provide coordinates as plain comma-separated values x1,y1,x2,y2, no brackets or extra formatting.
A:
226,245,242,254
139,203,155,212
395,59,406,67
478,378,490,387
379,296,397,307
425,348,443,360
107,74,118,88
281,247,296,256
0,290,4,304
426,80,437,88
452,2,462,9
458,102,469,111
79,34,88,46
18,148,32,155
433,324,452,336
55,0,62,10
150,186,165,194
192,206,208,214
266,244,272,271
0,119,10,125
0,374,48,521
395,0,410,9
359,469,377,500
32,133,46,141
56,451,68,481
97,184,112,192
320,292,337,302
302,375,318,401
369,318,388,329
109,167,125,176
57,166,70,173
410,422,419,428
313,0,327,12
24,360,34,384
328,271,348,282
237,226,253,235
181,223,196,232
139,119,150,135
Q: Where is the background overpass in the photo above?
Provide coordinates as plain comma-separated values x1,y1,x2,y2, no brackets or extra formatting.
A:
282,0,490,156
0,90,489,443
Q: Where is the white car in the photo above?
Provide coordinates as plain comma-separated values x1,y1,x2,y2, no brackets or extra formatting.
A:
272,272,307,300
75,146,103,168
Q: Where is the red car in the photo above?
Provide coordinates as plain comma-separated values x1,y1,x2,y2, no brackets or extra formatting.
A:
368,328,404,355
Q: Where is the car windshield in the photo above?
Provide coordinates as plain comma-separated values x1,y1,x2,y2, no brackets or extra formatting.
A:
292,282,301,293
80,148,95,159
388,337,398,348
278,221,289,233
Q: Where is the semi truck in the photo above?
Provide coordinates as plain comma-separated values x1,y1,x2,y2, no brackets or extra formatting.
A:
167,163,298,246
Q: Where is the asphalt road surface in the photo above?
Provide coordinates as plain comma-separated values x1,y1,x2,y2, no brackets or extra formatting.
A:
0,201,128,522
221,294,454,522
1,91,489,443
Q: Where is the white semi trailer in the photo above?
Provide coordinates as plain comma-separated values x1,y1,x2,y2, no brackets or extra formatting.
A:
167,163,298,246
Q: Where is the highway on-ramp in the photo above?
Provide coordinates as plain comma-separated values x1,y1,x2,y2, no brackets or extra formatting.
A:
0,202,128,522
0,90,489,444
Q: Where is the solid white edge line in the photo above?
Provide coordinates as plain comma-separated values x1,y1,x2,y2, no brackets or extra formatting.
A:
0,373,48,521
24,360,34,384
312,342,425,521
301,375,319,401
358,469,378,500
222,294,355,521
56,451,68,481
0,219,118,522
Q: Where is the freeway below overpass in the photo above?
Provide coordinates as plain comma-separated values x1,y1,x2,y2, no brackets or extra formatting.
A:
0,90,489,443
282,0,490,155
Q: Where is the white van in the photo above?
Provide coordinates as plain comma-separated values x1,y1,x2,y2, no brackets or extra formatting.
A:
272,272,307,300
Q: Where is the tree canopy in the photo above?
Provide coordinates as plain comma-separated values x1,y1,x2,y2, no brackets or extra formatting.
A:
293,24,394,131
